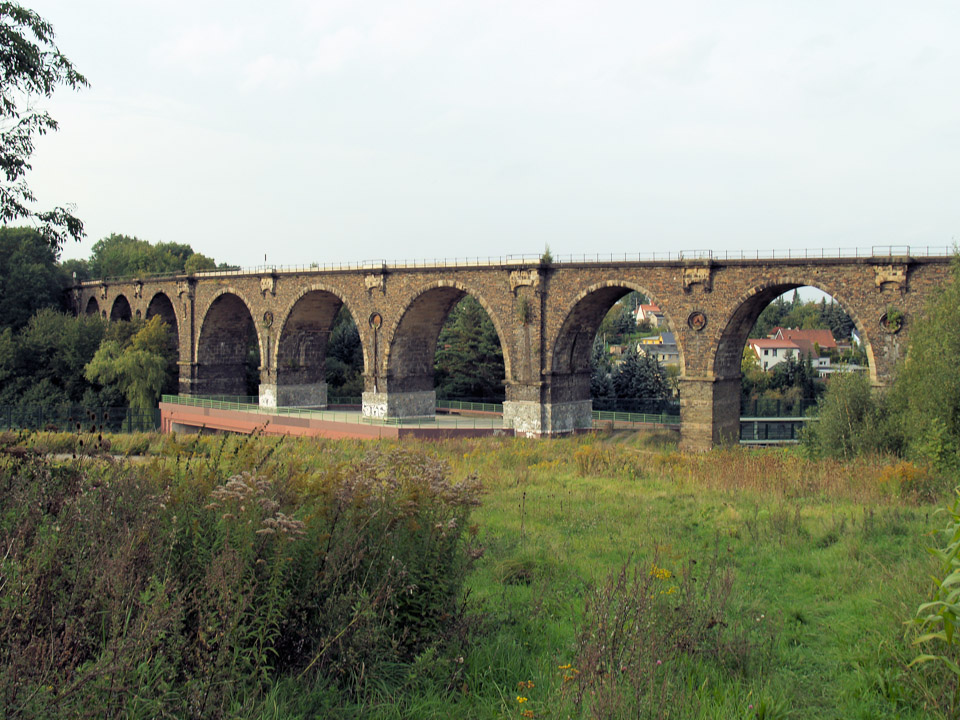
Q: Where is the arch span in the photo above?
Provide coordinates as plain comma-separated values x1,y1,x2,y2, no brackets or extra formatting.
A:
84,297,100,316
110,295,132,322
549,281,680,377
711,278,874,383
146,292,181,393
267,286,362,407
369,281,510,418
195,291,259,398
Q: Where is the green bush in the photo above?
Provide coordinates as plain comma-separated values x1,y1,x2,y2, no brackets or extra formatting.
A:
0,442,482,717
803,372,899,458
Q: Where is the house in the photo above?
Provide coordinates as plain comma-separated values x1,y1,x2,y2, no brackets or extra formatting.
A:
635,304,665,327
637,331,680,367
767,327,838,373
770,327,837,354
747,338,801,371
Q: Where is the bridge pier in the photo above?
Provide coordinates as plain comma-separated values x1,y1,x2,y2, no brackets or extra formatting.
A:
503,375,593,437
678,376,740,451
362,390,436,419
260,381,328,408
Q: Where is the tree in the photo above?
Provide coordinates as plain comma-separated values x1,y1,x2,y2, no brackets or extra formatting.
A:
0,226,69,330
886,257,960,468
613,345,670,414
325,307,363,397
0,3,87,249
88,234,222,279
590,337,614,402
434,296,505,401
85,315,172,411
0,308,108,407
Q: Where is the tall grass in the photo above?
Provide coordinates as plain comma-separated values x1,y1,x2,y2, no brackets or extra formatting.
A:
1,428,954,718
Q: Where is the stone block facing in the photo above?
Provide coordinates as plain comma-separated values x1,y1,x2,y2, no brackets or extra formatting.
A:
504,399,592,437
362,390,436,418
260,382,328,408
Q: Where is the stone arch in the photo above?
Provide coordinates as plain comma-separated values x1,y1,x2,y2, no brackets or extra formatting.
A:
146,291,181,391
711,276,875,383
146,292,179,342
84,296,100,316
382,281,512,394
195,289,260,397
109,295,132,322
548,280,681,376
268,285,364,406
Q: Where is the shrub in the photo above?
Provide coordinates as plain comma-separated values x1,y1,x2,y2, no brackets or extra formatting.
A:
803,372,898,458
0,443,482,717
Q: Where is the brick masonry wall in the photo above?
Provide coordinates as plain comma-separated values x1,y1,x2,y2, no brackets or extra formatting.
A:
75,255,952,450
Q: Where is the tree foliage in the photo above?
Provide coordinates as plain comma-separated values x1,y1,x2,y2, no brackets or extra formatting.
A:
0,3,87,249
435,296,505,401
88,234,220,279
611,345,671,413
751,293,855,340
84,315,172,411
0,226,70,331
325,307,364,397
886,257,960,469
0,308,108,407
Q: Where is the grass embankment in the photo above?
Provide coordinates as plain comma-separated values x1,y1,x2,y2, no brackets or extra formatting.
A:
2,429,954,718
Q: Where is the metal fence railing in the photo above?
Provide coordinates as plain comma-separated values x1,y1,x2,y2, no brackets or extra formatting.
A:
75,246,954,286
739,417,814,443
0,406,161,432
741,398,819,418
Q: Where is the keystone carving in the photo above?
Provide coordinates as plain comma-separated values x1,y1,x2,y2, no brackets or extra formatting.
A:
364,273,386,295
874,264,908,292
509,269,541,294
260,275,277,297
98,283,108,299
176,280,194,299
682,266,712,293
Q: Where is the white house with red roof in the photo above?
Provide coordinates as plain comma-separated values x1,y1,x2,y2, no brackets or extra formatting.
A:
747,338,801,371
635,303,665,327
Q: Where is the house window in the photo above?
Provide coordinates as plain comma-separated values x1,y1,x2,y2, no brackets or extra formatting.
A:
764,349,769,356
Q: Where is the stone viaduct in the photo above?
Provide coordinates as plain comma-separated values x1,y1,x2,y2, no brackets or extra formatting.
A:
71,251,952,451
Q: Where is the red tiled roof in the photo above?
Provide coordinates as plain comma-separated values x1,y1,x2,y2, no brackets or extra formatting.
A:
774,328,837,349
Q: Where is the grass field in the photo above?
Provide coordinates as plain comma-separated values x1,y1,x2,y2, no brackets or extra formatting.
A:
2,429,956,718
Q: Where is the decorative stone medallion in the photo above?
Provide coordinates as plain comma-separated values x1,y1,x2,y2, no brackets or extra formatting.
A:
262,311,274,328
879,310,903,334
687,311,708,332
369,312,383,329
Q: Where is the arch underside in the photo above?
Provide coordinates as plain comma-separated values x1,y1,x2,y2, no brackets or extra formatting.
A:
84,297,99,316
196,294,255,396
146,292,181,387
276,290,343,386
712,281,874,383
388,286,466,393
714,285,802,380
110,295,132,322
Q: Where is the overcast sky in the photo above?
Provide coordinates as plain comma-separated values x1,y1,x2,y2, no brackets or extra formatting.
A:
25,0,960,268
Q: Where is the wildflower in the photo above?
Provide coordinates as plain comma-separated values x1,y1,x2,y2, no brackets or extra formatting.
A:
558,663,572,670
516,696,528,703
649,563,672,580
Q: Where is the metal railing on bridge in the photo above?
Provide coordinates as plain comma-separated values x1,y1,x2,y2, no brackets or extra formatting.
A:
76,246,954,285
